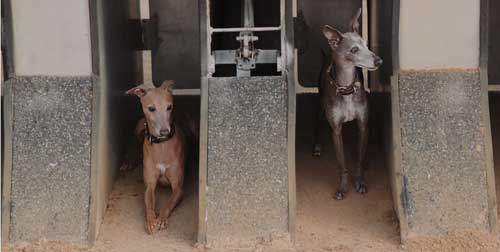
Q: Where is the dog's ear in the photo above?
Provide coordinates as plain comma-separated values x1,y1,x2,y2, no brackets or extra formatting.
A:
349,8,362,34
125,85,148,97
322,25,343,48
160,80,175,93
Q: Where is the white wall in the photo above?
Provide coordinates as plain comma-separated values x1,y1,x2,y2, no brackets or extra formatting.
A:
399,0,480,70
11,0,92,76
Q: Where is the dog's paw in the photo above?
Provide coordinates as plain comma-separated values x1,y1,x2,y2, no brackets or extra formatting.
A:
334,190,346,200
146,214,160,234
312,150,321,157
119,162,133,172
158,215,169,230
355,179,367,194
312,145,322,157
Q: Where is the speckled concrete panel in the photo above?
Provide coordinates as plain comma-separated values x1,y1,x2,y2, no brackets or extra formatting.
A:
398,70,490,237
9,76,93,242
206,76,289,241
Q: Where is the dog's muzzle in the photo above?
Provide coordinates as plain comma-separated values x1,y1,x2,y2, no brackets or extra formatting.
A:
145,122,175,144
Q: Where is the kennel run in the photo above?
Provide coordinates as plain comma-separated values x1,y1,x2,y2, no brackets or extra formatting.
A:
2,0,500,248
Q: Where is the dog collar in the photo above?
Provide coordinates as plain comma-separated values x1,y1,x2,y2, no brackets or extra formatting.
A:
144,122,175,144
326,63,359,96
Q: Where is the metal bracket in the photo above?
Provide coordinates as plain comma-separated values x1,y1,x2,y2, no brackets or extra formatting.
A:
139,14,159,51
214,50,279,65
293,10,309,54
236,32,259,71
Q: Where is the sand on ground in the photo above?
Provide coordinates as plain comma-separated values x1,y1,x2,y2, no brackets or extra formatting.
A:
5,95,500,252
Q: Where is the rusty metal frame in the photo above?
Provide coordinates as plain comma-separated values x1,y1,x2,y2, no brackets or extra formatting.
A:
87,0,100,245
480,0,499,236
2,79,14,246
285,0,296,242
1,0,15,245
197,0,209,243
387,0,410,244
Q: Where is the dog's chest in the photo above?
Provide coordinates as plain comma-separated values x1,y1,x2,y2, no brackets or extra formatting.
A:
156,163,171,185
333,95,359,123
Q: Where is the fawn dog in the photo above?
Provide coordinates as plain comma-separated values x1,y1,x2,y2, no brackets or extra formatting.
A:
126,80,194,234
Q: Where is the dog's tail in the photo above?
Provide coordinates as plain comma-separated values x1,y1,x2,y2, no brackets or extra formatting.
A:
318,50,330,91
318,49,329,92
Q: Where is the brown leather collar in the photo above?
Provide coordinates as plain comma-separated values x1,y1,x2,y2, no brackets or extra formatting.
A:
144,122,175,144
326,62,359,96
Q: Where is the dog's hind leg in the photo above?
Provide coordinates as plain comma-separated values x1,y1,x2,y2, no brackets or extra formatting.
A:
120,118,145,171
355,119,368,194
313,105,327,157
120,137,143,171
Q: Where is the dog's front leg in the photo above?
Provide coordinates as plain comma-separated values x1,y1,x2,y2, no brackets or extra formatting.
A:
158,166,184,230
332,123,348,200
144,163,159,234
355,119,368,194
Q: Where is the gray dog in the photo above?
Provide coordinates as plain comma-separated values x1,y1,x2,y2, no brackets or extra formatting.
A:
313,9,382,200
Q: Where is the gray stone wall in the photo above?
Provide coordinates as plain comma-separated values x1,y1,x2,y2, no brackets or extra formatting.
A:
206,76,289,241
398,70,491,237
8,76,93,242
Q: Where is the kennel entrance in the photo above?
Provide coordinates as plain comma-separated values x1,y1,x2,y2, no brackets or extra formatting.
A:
293,0,400,248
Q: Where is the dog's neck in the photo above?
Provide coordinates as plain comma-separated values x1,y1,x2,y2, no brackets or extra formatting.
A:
334,64,356,87
144,121,175,144
330,53,356,87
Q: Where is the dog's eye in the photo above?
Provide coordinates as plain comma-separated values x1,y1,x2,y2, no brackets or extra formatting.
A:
166,105,173,111
148,106,156,112
350,47,359,54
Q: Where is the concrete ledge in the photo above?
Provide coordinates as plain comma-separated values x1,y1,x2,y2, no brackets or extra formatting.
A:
397,70,495,238
7,76,93,243
205,76,289,241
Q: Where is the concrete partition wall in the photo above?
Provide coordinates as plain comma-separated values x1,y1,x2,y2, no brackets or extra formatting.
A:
393,0,498,240
88,0,142,243
2,0,142,244
198,0,295,244
204,77,290,241
3,0,93,243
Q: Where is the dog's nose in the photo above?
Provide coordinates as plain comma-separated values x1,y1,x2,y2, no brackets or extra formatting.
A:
374,57,383,67
160,129,170,136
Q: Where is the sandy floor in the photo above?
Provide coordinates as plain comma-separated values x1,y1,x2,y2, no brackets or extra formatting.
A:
87,94,401,252
89,147,399,252
292,95,401,252
5,94,500,252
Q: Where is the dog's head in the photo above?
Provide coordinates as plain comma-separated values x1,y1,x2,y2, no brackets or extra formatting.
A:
322,8,382,70
126,80,175,138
